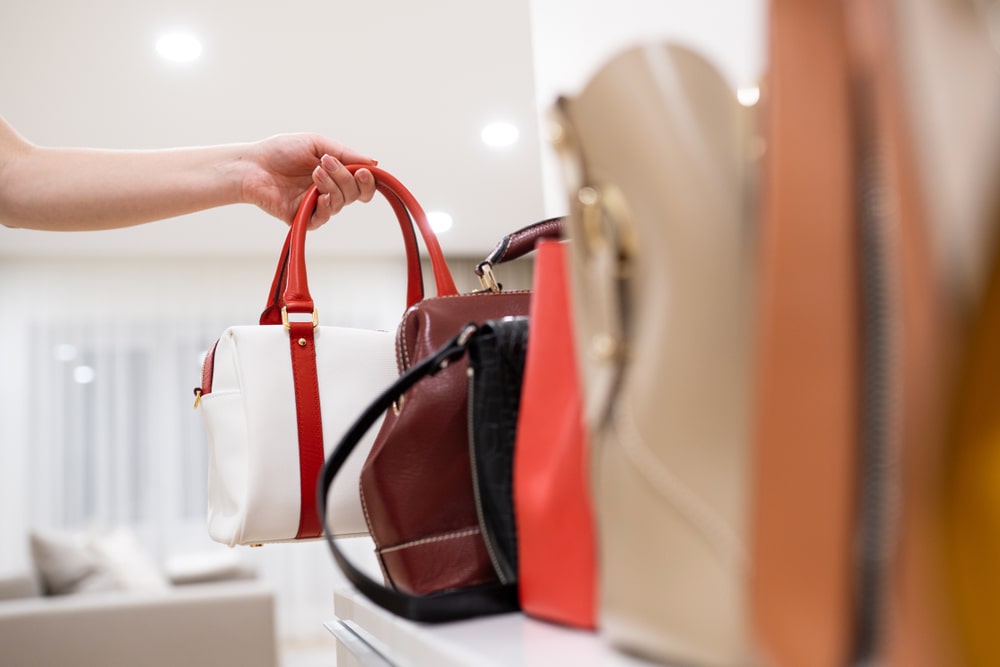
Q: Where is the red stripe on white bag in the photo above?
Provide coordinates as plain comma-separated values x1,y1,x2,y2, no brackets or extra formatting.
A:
288,320,325,539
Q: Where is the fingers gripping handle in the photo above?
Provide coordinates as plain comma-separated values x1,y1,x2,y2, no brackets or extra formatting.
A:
261,166,458,325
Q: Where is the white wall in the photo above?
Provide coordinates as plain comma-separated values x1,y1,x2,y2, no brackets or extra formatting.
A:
529,0,766,216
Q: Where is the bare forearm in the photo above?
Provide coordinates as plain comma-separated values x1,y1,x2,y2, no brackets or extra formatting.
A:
0,143,250,231
0,115,377,231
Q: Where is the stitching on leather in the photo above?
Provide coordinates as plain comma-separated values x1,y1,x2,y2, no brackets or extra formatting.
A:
359,485,379,548
497,218,563,262
357,477,397,586
397,310,415,371
377,527,482,555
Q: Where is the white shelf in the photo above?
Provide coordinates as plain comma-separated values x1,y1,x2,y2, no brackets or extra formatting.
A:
328,587,667,667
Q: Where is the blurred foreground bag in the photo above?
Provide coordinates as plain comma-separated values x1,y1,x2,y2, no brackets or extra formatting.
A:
195,167,444,547
552,43,758,665
749,1,962,665
943,196,1000,667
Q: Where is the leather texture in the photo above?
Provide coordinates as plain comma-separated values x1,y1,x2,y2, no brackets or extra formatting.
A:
288,320,323,538
198,168,444,546
201,319,396,546
476,217,564,276
360,291,531,595
467,316,530,586
359,220,555,596
514,239,596,630
751,2,957,666
749,2,861,664
943,199,1000,667
553,43,757,666
877,3,999,667
319,322,522,622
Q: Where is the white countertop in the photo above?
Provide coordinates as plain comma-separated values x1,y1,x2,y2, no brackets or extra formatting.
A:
328,586,667,667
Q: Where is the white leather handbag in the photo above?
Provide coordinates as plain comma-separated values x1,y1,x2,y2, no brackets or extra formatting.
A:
195,168,457,547
552,44,759,666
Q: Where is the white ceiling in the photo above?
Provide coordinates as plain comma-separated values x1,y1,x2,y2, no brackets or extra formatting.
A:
0,0,764,259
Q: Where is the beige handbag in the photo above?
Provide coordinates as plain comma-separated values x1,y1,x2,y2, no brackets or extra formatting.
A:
551,43,759,666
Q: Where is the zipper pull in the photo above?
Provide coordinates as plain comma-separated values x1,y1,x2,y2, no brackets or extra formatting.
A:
193,388,203,409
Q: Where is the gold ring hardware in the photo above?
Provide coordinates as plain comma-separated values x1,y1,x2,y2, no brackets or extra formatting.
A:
281,306,319,330
578,186,599,206
391,394,406,416
477,264,501,292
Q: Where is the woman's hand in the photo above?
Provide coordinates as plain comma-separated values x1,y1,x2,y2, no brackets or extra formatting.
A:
241,133,378,229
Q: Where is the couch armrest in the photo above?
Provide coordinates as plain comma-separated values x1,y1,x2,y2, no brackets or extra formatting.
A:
0,582,278,667
0,571,40,601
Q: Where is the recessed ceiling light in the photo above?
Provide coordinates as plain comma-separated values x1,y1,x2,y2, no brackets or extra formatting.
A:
156,32,202,62
427,211,453,233
737,85,760,107
73,366,96,384
481,122,519,148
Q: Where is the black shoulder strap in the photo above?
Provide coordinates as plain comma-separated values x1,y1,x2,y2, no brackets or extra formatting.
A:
317,323,519,623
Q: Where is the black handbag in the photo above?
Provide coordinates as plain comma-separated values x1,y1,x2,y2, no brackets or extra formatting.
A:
466,316,528,586
318,317,529,622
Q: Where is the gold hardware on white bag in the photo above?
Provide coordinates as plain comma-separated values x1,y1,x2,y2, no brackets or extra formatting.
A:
281,306,319,330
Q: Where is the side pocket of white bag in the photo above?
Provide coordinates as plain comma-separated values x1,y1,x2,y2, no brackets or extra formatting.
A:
196,330,251,547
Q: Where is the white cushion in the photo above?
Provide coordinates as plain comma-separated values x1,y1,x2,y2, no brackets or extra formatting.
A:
28,527,170,596
89,527,171,593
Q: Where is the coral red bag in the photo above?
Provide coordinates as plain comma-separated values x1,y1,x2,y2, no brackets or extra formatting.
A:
513,239,596,629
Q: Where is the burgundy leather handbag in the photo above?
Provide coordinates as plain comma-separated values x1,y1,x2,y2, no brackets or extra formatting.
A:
320,218,561,622
320,317,530,622
356,217,561,600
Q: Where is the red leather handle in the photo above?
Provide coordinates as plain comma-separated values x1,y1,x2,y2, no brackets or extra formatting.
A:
260,166,458,324
358,166,458,297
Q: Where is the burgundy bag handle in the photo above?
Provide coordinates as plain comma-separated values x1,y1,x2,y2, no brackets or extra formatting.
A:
260,166,459,325
474,216,564,291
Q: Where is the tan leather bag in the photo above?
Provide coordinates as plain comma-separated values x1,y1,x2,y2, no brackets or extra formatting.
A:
749,1,960,665
747,2,861,664
551,43,759,666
